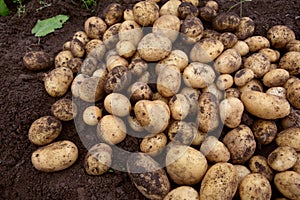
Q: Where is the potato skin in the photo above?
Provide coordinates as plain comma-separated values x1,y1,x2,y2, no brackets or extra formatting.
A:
157,66,181,97
244,53,271,78
23,51,53,71
51,98,77,121
235,17,255,40
84,16,107,39
133,1,159,26
31,140,78,172
160,0,181,16
275,127,300,151
140,132,167,156
249,155,274,181
200,136,230,163
180,15,204,44
104,93,131,117
262,69,289,87
104,65,132,94
274,171,300,200
103,3,123,26
245,36,270,52
219,97,244,128
163,186,199,200
287,80,300,109
153,15,181,42
267,25,296,49
79,76,105,102
214,48,242,74
279,51,300,75
83,106,102,126
268,146,297,171
212,12,240,32
252,119,277,145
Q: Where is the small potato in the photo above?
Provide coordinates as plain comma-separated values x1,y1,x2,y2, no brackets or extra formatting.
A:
224,88,241,98
216,74,234,90
219,97,244,128
85,39,106,60
84,16,107,39
123,8,134,21
190,122,206,146
51,98,77,121
133,1,159,26
163,186,199,200
106,55,128,71
70,39,85,58
153,15,181,42
102,23,121,49
234,68,255,87
241,91,291,119
84,143,112,175
249,155,274,181
202,29,221,39
284,76,299,89
177,2,198,19
234,165,251,185
73,31,89,45
44,67,73,97
68,57,82,73
245,36,270,52
199,6,217,22
238,79,264,94
190,38,224,63
180,15,204,44
212,12,240,32
62,41,71,51
262,69,290,87
118,20,143,46
266,87,287,98
157,66,181,97
286,40,300,52
168,121,194,145
281,108,300,129
223,124,256,164
83,106,102,126
274,171,300,200
103,3,123,26
268,146,297,171
28,116,62,146
169,94,190,121
200,136,230,163
79,76,105,102
276,127,300,151
104,65,132,94
31,140,78,172
156,50,188,73
104,93,131,117
129,57,148,76
127,82,152,103
23,51,53,71
54,50,73,68
252,119,277,145
71,74,89,98
235,17,255,40
97,115,126,144
232,40,250,56
159,0,181,16
219,32,238,49
200,163,238,200
140,132,167,156
259,48,280,62
80,56,101,76
244,53,271,78
239,173,272,200
287,79,300,109
166,145,208,185
214,48,242,74
116,40,136,58
267,25,296,49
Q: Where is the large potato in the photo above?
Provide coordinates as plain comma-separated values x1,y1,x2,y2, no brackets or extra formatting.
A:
153,15,181,42
234,17,255,40
23,51,53,71
163,186,199,200
31,140,78,172
274,171,300,200
157,66,181,97
219,97,244,128
244,53,271,78
262,69,289,87
275,127,300,151
200,136,230,163
267,25,296,49
214,48,242,74
133,1,159,26
103,3,123,26
212,12,240,32
287,80,300,109
268,146,297,171
104,93,131,117
84,16,107,39
160,0,181,16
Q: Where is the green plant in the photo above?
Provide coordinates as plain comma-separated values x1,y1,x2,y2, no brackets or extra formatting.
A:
228,0,252,17
13,0,26,17
0,0,10,16
81,0,97,10
36,0,52,12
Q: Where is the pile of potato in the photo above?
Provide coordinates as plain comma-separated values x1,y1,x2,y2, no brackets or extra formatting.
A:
23,0,300,199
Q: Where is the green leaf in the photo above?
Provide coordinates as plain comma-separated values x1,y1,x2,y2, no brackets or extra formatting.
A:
31,14,69,37
0,0,10,16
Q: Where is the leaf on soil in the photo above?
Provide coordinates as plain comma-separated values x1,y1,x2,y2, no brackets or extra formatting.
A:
31,14,69,37
0,0,10,16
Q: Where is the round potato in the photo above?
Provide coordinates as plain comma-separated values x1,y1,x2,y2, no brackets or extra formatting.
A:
23,51,53,71
235,17,255,40
219,32,238,49
274,171,300,200
281,108,300,129
83,106,102,126
129,57,148,76
216,74,234,90
219,97,244,128
252,119,277,145
268,146,297,171
102,23,121,49
167,121,194,145
267,25,296,49
68,57,82,73
199,6,217,22
51,98,77,121
104,93,131,117
73,31,89,45
212,12,240,32
205,0,219,11
104,65,132,94
118,20,143,46
116,40,136,58
238,79,264,94
156,50,188,73
234,68,255,87
71,74,89,98
180,15,204,44
163,186,199,200
287,80,300,109
234,165,251,185
286,40,300,52
85,39,106,59
214,48,242,74
103,3,123,26
259,48,280,62
153,15,181,42
200,136,230,163
275,127,300,151
225,88,241,98
159,0,181,16
140,132,167,156
133,1,159,26
177,2,198,19
128,82,152,103
244,53,271,78
70,38,85,58
54,50,73,68
84,16,107,39
80,56,100,76
79,76,105,102
263,69,290,87
169,94,190,121
232,40,250,56
249,155,274,181
157,66,181,97
245,36,270,52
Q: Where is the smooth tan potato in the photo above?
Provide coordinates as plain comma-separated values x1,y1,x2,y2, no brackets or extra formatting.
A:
286,40,300,52
84,143,112,175
200,136,230,163
168,94,190,121
104,65,131,94
180,15,204,44
238,79,264,94
249,155,274,181
219,32,238,49
259,48,280,62
245,36,270,52
239,173,272,200
116,40,136,58
234,165,251,185
153,15,181,42
268,146,297,171
199,6,217,22
157,66,181,97
55,50,73,68
216,74,234,90
140,132,167,156
166,145,208,185
276,127,300,151
51,98,77,121
123,8,134,21
202,84,223,101
70,39,85,58
127,82,152,103
235,17,255,40
160,0,181,16
200,163,238,200
104,93,131,117
263,69,290,87
287,80,300,109
163,186,199,200
102,23,121,49
68,57,82,73
212,12,240,32
219,97,244,128
214,48,242,74
232,40,250,56
79,76,105,102
62,41,71,51
244,53,271,77
85,39,106,59
118,20,143,46
84,16,107,39
267,25,296,49
71,74,89,98
281,108,300,129
23,51,53,71
31,140,78,172
156,50,188,73
83,106,102,126
103,3,123,26
133,1,159,26
266,87,287,98
274,171,300,200
167,121,194,145
223,124,256,164
241,91,291,119
252,119,277,145
234,68,255,87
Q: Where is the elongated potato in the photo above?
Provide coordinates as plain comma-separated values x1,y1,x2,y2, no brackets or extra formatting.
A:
276,127,300,151
214,48,242,74
287,80,300,109
23,51,53,71
262,69,290,87
212,12,240,32
219,97,244,128
245,36,270,52
274,171,300,200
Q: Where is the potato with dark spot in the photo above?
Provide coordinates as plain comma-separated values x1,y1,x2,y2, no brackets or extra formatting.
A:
238,79,264,94
263,69,289,87
140,132,167,156
169,94,190,121
80,56,99,76
127,115,144,132
249,155,274,181
234,68,255,87
279,51,300,75
167,121,194,145
199,6,217,22
102,23,121,49
84,16,107,39
219,32,238,49
286,40,300,52
129,57,148,76
23,51,53,71
212,12,240,32
55,50,73,68
156,50,188,73
83,106,102,126
85,39,106,60
78,76,105,102
51,98,77,121
244,53,271,78
133,1,159,26
276,127,300,151
103,3,123,26
104,65,132,94
200,136,230,163
153,15,181,42
70,38,85,58
287,80,300,109
293,153,300,173
159,0,181,16
68,57,82,73
214,48,242,74
225,88,241,98
252,119,277,145
268,146,297,171
266,87,287,98
281,108,300,129
215,73,233,91
71,74,89,97
73,31,89,45
157,66,181,97
232,40,250,56
245,36,270,52
206,0,219,11
106,55,128,71
177,2,198,19
118,20,143,47
274,171,300,200
267,25,296,49
180,15,204,44
219,97,244,128
235,17,255,40
259,48,280,62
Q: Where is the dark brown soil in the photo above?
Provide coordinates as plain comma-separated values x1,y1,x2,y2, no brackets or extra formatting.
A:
0,0,299,199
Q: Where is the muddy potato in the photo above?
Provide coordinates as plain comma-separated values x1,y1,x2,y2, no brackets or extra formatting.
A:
232,40,250,56
234,165,251,185
127,153,171,200
159,0,180,16
266,87,287,98
44,67,73,97
93,67,107,81
179,87,200,115
276,127,300,151
83,106,102,126
235,17,255,40
252,119,277,145
54,50,73,68
104,93,131,117
71,74,89,97
284,76,299,89
177,2,198,19
80,56,100,76
239,173,272,200
152,92,170,105
259,48,280,62
293,153,300,173
212,12,240,32
127,115,144,132
234,68,255,87
238,79,264,94
224,88,241,98
249,155,274,181
180,15,204,44
202,29,221,39
199,6,217,22
241,91,290,119
102,23,121,49
129,57,148,76
205,0,218,11
140,132,167,156
23,51,53,71
157,66,181,97
244,53,271,78
287,80,300,109
200,136,230,163
128,82,152,103
168,121,194,145
104,65,132,94
31,140,78,172
190,38,224,63
263,69,289,87
163,186,199,200
133,1,159,26
116,40,136,58
281,108,300,129
70,38,85,58
200,163,238,200
106,55,128,71
153,15,181,42
245,36,270,52
190,122,206,146
274,171,300,200
62,41,71,51
268,146,297,171
223,124,256,164
166,145,208,185
85,39,106,60
216,74,234,90
51,98,77,121
68,57,82,73
202,83,223,101
219,97,244,128
219,32,238,49
118,20,143,46
267,25,296,49
103,3,123,26
79,76,105,102
169,94,190,121
156,50,188,73
286,40,300,52
214,48,242,74
182,0,198,6
84,16,107,39
73,31,89,45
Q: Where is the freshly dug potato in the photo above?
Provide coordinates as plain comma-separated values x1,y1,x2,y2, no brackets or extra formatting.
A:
156,50,188,73
133,1,159,26
54,50,73,68
93,67,107,81
234,17,255,40
245,36,270,52
140,132,167,156
216,74,234,90
239,173,272,200
234,68,255,87
200,162,238,200
23,51,53,71
84,143,112,176
252,119,277,145
286,40,300,52
157,66,181,97
73,31,89,45
200,136,230,163
153,15,181,42
85,39,106,60
166,145,208,185
51,98,77,121
259,48,280,62
219,32,238,49
238,79,264,94
62,41,71,51
202,29,221,39
274,171,300,200
28,116,62,146
129,57,148,76
71,74,89,98
104,93,131,117
168,94,190,121
202,84,223,101
127,82,152,103
163,186,199,200
68,57,82,73
224,88,241,98
167,121,194,145
212,12,240,32
267,25,296,49
78,76,105,102
127,115,144,132
249,155,274,181
244,53,271,78
103,3,123,26
266,87,287,98
106,55,128,71
83,106,102,126
219,97,244,128
199,6,217,22
80,56,100,76
223,124,256,164
276,127,300,151
159,0,181,16
287,80,300,109
241,91,291,119
97,115,126,144
179,87,200,115
232,40,250,56
104,65,132,94
281,108,300,129
284,76,299,89
293,153,300,173
268,146,297,171
118,20,143,46
263,69,289,87
205,0,219,11
182,0,198,6
31,140,78,172
180,15,204,44
234,165,251,185
102,23,121,49
190,38,224,63
214,48,242,74
177,2,198,19
70,39,85,58
127,153,171,200
84,16,107,39
116,40,136,58
44,67,73,97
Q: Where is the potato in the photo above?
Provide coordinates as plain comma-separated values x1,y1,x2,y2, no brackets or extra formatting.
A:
118,20,143,46
68,57,82,73
200,136,230,163
267,25,296,49
202,84,223,101
115,40,136,59
84,143,112,175
268,146,297,171
123,8,134,21
249,155,274,181
179,87,200,115
152,92,170,105
219,32,238,49
73,31,89,45
133,1,159,26
54,50,73,68
85,39,106,60
169,94,190,121
127,82,152,103
205,0,219,11
259,48,280,62
167,121,194,145
71,74,89,98
44,67,73,97
138,33,172,62
127,115,144,132
239,173,272,200
104,65,132,94
129,57,148,76
156,50,188,73
140,132,167,156
177,2,198,19
102,23,121,49
219,97,244,128
80,56,100,76
212,12,240,32
160,0,181,16
182,0,198,6
252,119,277,145
266,87,287,98
106,55,128,71
23,51,53,71
93,67,107,81
245,36,270,52
163,186,199,200
183,62,215,89
104,93,131,117
223,124,256,164
216,74,234,90
166,145,207,185
276,127,300,151
293,153,300,173
97,115,126,144
84,16,107,39
274,171,300,200
127,153,171,200
244,53,271,78
157,66,181,97
281,108,300,129
199,6,217,22
241,91,291,119
200,163,238,200
284,76,299,89
103,3,123,26
287,80,300,109
263,69,290,87
202,29,221,39
83,106,102,126
180,15,204,44
51,98,77,121
153,15,181,42
31,140,78,172
62,41,71,51
235,17,255,40
286,40,300,52
224,88,241,99
234,165,251,185
70,38,85,58
28,116,62,146
234,68,255,87
238,79,264,94
214,48,242,74
78,76,105,102
190,38,224,63
232,40,250,56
